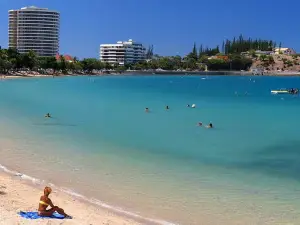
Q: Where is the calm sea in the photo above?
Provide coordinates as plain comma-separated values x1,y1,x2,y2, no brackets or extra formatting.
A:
1,75,300,224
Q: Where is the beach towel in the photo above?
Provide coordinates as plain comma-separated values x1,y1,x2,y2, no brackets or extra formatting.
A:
18,211,64,219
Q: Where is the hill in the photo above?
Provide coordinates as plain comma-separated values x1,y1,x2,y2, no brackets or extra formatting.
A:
251,54,300,72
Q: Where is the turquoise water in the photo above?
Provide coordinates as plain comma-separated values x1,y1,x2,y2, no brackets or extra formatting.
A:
1,75,300,224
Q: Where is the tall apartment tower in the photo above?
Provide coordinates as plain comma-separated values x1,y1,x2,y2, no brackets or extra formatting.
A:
9,6,60,56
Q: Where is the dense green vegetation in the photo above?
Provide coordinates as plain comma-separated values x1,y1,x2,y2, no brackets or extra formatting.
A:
222,35,278,54
0,48,252,74
130,54,252,71
130,35,276,71
0,48,113,74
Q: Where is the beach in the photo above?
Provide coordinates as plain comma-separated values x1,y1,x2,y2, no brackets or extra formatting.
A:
0,172,141,225
3,69,300,78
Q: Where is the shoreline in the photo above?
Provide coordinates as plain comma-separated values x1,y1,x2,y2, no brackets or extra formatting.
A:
2,70,300,78
0,163,167,225
117,71,300,76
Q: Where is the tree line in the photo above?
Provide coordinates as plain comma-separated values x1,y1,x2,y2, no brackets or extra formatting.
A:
129,54,252,71
223,35,279,54
173,34,280,71
0,48,115,74
2,35,271,74
187,34,279,60
0,48,253,74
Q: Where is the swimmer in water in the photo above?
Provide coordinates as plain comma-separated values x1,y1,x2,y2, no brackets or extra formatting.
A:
187,104,190,107
45,113,51,118
145,108,149,113
206,123,213,128
198,122,203,126
166,106,169,110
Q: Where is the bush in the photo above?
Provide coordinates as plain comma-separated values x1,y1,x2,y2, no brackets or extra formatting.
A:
286,60,293,67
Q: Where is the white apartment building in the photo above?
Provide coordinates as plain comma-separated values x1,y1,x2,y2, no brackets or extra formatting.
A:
9,6,60,56
100,39,146,65
274,47,296,55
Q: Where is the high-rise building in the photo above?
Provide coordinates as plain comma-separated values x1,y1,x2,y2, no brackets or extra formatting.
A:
9,6,60,56
100,39,146,65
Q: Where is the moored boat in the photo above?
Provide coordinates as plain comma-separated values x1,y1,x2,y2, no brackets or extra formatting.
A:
271,88,299,95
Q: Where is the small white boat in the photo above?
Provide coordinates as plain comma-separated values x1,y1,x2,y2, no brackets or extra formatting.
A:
271,89,289,94
271,88,299,95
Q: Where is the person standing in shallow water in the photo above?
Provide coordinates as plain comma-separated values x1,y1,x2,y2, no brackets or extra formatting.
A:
38,187,72,218
145,107,149,113
45,113,51,118
206,123,213,128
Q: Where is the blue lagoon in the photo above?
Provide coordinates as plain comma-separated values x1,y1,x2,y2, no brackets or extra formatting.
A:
1,75,300,224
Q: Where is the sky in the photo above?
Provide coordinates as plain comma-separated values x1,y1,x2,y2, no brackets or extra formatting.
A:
1,0,300,58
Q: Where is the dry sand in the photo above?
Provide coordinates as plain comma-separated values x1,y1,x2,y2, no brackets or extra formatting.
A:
0,172,141,225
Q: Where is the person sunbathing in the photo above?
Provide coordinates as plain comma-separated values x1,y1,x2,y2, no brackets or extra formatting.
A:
38,186,71,218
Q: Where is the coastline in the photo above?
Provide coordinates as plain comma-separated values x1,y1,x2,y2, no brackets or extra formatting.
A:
0,168,149,225
121,70,300,76
2,70,300,77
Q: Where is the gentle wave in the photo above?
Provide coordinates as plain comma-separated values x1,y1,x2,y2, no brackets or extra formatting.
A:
0,163,177,225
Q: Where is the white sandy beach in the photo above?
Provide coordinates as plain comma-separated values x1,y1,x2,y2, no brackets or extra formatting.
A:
0,172,141,225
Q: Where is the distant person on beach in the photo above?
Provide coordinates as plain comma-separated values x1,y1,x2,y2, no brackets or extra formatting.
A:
38,186,72,218
145,108,149,113
206,123,213,129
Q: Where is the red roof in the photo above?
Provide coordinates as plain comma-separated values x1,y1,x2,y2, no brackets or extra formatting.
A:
55,54,74,61
215,55,229,61
64,55,73,61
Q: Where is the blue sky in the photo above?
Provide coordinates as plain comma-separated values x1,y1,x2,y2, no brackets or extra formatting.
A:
1,0,299,58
